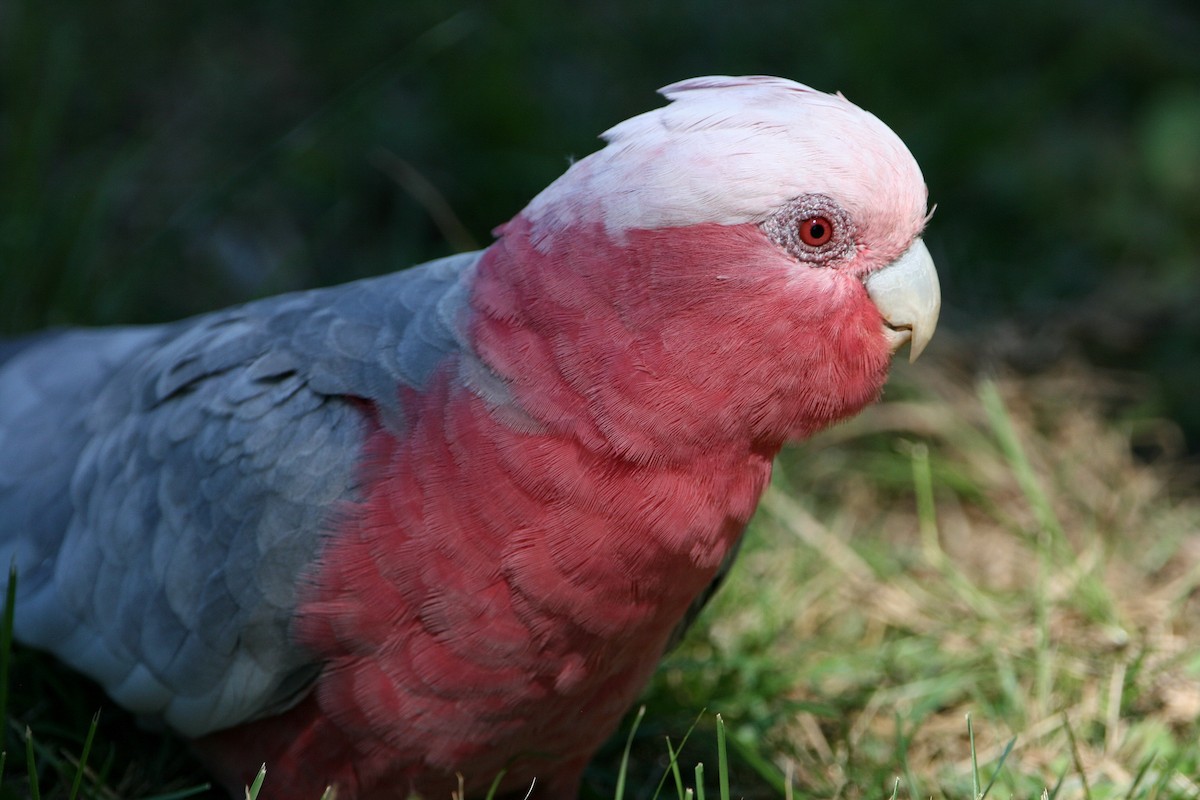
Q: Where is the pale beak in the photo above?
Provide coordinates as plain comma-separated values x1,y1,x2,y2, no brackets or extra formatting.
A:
864,238,941,362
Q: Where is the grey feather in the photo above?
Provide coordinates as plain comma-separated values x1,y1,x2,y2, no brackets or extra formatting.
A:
0,249,484,736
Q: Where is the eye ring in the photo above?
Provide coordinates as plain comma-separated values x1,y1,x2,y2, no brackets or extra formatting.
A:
761,194,855,265
798,216,833,247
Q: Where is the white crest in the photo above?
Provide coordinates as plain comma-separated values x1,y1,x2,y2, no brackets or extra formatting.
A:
521,76,926,248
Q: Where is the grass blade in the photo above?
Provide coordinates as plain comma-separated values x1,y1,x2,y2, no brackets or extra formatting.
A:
1062,716,1092,800
911,442,942,566
715,714,729,800
649,710,706,800
894,712,921,800
615,705,646,800
664,737,684,799
979,379,1059,714
1046,763,1068,800
1143,750,1183,800
968,714,980,800
694,763,705,800
483,767,507,800
1123,751,1157,800
979,736,1016,799
245,763,266,800
977,379,1063,541
67,709,99,800
727,734,787,794
25,726,40,800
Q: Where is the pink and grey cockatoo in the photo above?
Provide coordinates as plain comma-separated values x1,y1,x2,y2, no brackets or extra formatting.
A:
0,76,939,799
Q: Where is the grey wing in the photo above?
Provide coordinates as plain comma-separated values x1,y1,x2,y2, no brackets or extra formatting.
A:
0,249,482,737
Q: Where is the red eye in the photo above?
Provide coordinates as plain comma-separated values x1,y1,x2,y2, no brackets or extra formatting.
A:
798,216,834,246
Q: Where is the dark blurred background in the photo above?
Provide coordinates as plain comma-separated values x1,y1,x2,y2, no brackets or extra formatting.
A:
2,0,1199,445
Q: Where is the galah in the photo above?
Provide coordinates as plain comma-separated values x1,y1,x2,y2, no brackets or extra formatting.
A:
0,76,939,799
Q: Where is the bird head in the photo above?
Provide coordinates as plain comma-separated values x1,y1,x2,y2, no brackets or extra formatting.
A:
519,75,939,363
477,76,941,451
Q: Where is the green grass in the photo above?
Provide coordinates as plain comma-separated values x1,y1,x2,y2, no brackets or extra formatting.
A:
5,351,1200,798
